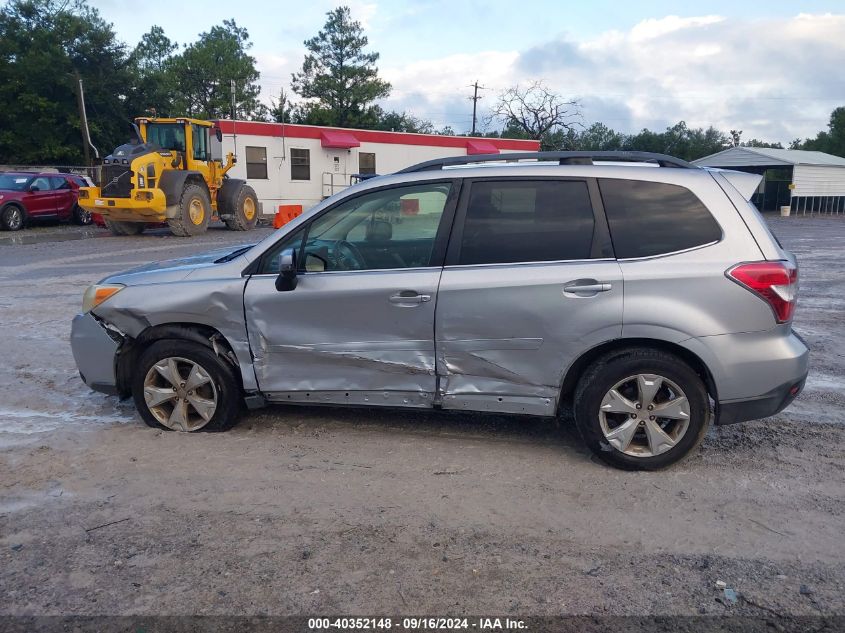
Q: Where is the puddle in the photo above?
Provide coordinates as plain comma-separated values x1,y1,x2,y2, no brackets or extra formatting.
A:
0,230,106,245
0,407,132,434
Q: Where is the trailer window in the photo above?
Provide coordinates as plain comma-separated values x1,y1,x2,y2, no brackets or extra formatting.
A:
246,146,268,179
291,148,310,181
359,152,376,175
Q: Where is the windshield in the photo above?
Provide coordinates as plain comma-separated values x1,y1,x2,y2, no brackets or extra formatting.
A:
0,174,32,191
146,123,186,152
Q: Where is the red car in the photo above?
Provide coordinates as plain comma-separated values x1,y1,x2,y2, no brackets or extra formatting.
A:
0,172,92,231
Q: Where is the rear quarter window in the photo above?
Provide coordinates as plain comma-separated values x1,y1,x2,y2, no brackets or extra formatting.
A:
599,179,722,258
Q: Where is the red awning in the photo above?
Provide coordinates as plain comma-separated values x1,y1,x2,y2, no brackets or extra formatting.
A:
320,130,360,149
466,139,500,155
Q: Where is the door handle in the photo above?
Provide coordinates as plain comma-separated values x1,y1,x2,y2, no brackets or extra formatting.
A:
389,292,431,305
563,280,612,296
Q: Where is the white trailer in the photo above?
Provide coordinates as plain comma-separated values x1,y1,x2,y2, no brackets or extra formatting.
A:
213,120,540,217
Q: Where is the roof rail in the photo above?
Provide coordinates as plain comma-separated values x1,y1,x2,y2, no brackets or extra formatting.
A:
396,151,696,174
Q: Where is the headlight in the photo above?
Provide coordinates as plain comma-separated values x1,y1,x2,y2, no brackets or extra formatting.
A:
82,284,124,313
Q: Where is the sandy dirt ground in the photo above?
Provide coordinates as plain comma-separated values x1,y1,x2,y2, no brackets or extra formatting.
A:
0,217,843,620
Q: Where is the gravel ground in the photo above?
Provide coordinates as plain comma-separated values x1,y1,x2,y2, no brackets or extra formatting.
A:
0,217,843,622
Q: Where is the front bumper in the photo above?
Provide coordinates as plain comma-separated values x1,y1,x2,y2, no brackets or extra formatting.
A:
78,187,167,221
71,313,120,395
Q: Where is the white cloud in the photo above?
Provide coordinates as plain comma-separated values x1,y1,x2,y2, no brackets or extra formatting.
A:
628,15,725,42
365,12,845,141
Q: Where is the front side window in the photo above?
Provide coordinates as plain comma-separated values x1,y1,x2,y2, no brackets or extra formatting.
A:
458,180,596,265
291,148,310,181
295,183,451,272
245,146,268,179
261,226,306,275
599,179,722,258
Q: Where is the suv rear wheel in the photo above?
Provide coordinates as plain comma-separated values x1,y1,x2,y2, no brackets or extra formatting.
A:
132,340,241,432
573,348,710,470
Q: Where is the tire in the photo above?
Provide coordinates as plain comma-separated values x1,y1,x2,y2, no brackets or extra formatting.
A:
104,219,145,236
168,183,211,237
1,204,25,231
72,204,92,225
132,339,241,433
221,184,258,231
573,348,710,470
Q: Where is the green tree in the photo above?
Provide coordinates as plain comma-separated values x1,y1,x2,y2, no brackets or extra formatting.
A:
621,121,728,161
0,0,134,164
291,6,391,128
574,122,625,150
372,108,434,134
801,107,845,157
741,139,784,149
128,26,178,116
169,20,265,120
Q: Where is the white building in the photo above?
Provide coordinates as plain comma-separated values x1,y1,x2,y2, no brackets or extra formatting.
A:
693,147,845,214
213,120,540,216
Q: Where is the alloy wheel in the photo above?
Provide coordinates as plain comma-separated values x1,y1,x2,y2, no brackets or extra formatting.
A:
6,207,22,230
598,373,691,457
143,356,218,431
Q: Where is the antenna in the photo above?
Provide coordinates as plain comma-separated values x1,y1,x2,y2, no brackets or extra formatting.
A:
231,79,238,159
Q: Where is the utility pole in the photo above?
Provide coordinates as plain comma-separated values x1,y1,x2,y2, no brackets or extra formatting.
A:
73,70,95,166
468,80,485,136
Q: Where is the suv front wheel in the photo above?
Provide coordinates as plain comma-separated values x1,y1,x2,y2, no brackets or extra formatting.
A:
574,348,710,470
132,340,241,432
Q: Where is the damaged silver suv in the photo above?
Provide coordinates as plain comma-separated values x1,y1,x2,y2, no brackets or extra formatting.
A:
71,151,808,470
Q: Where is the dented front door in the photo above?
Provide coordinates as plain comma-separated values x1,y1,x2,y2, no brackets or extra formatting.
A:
244,269,440,406
242,180,457,407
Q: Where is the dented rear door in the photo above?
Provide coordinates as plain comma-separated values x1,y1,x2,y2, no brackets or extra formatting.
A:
435,178,623,416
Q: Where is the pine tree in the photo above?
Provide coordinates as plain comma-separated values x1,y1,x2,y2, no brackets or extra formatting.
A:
291,6,391,128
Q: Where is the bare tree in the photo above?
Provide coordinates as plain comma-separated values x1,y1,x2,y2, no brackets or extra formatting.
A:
491,81,581,143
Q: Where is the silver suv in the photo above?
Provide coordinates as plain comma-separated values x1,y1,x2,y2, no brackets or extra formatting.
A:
71,151,808,470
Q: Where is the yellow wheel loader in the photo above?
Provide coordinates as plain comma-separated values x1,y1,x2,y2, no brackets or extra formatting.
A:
78,117,259,237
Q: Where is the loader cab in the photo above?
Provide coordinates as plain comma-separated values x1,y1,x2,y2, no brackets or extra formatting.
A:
136,117,222,171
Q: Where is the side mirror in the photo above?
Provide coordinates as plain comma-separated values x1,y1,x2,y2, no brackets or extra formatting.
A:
29,185,40,192
275,248,297,291
215,127,223,142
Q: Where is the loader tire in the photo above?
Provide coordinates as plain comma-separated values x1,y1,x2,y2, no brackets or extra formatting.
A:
168,184,211,237
222,184,258,231
105,219,145,236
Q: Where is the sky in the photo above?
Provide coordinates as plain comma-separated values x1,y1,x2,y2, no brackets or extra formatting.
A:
89,0,845,143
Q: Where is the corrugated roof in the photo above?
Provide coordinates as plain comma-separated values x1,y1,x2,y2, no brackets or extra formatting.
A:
693,147,845,168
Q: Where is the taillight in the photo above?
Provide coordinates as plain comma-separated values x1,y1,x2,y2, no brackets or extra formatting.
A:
727,261,798,323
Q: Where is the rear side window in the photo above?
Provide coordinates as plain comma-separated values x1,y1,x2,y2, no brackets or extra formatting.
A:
459,180,595,265
599,179,721,258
